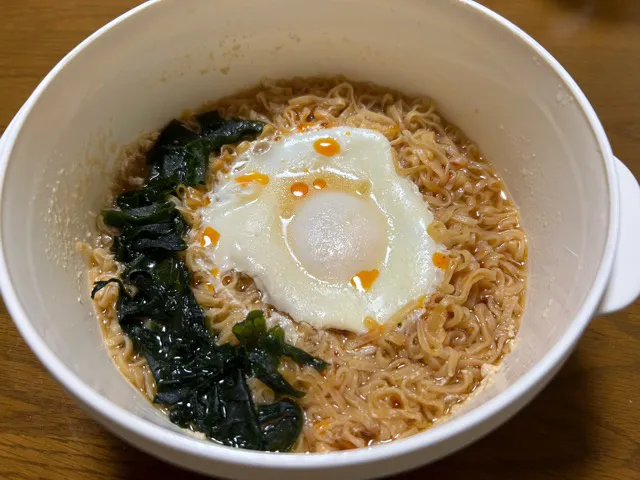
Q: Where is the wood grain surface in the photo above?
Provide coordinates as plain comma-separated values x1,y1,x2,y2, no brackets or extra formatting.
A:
1,1,639,479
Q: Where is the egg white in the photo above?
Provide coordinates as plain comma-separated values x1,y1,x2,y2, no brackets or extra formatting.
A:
200,127,443,333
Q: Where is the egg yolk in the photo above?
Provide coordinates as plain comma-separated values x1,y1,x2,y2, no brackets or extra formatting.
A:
432,252,449,269
313,138,341,156
291,182,309,197
312,178,327,190
201,227,220,247
235,172,270,185
350,269,379,292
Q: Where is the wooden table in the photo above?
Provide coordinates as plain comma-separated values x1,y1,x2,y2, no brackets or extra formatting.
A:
1,1,638,479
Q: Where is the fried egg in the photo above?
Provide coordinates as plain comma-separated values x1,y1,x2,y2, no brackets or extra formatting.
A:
200,127,444,333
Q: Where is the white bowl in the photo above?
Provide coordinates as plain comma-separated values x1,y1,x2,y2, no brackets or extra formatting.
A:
1,0,639,478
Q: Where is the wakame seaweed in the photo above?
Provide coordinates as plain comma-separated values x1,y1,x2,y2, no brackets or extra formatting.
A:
92,112,326,451
233,311,328,398
147,111,264,194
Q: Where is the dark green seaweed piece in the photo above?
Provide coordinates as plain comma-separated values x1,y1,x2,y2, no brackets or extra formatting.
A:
234,310,328,371
119,256,208,338
167,370,263,450
233,311,304,397
245,348,304,398
115,183,169,210
265,325,329,371
258,400,304,452
91,112,326,452
148,113,264,188
195,111,227,136
232,310,269,350
111,216,187,263
101,201,177,228
232,310,327,398
122,322,239,404
209,370,263,449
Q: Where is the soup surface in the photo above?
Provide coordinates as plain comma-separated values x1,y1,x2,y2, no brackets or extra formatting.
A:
81,77,527,453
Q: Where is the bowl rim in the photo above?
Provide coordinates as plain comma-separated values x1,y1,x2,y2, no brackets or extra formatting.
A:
0,0,618,472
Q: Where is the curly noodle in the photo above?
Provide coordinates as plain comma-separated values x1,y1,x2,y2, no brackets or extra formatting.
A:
79,77,527,453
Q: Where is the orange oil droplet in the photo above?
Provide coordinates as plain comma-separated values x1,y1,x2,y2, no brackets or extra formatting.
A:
205,282,215,292
312,178,327,190
315,420,330,432
222,275,233,285
313,137,341,156
204,196,211,206
432,252,449,269
417,295,427,308
201,227,220,248
210,268,219,277
291,182,309,197
364,316,379,331
297,122,317,133
350,269,379,291
235,172,270,185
